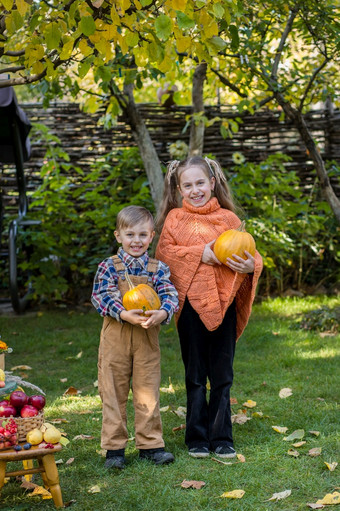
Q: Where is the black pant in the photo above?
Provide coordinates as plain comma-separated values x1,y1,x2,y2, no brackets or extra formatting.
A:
178,298,236,450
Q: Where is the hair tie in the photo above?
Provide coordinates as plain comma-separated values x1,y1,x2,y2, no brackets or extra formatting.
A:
205,157,227,183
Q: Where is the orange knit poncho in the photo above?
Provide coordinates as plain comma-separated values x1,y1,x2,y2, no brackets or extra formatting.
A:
156,197,263,338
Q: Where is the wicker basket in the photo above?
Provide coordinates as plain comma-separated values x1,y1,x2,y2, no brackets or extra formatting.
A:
12,411,45,442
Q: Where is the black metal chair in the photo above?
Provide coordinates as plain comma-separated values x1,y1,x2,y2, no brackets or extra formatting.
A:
0,86,39,313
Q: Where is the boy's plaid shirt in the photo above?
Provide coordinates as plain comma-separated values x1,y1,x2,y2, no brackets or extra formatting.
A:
91,248,179,324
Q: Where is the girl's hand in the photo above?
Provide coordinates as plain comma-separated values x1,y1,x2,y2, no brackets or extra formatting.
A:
202,240,222,266
226,250,255,273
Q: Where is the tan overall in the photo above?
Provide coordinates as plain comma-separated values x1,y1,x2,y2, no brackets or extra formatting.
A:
98,256,165,451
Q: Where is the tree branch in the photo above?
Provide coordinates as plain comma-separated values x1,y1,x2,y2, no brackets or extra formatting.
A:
0,65,26,75
298,58,329,111
271,8,298,80
0,70,47,88
210,67,248,98
3,50,25,57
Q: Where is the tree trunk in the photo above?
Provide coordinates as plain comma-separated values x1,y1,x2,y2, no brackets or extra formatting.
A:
189,62,207,157
276,93,340,224
123,83,164,210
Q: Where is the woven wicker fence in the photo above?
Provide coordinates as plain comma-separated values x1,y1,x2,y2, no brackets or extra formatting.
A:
1,102,340,214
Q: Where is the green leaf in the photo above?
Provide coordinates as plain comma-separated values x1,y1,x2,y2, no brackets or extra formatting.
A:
44,22,62,50
177,12,195,30
229,24,239,50
155,14,172,41
206,36,227,52
78,60,92,78
213,2,225,18
80,16,96,36
283,429,305,442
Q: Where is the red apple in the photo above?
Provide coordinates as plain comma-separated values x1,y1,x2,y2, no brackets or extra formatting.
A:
28,395,46,410
20,404,39,418
0,404,17,417
0,400,9,407
10,391,28,410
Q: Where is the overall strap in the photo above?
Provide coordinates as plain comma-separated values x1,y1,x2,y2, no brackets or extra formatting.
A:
146,258,159,284
111,255,126,274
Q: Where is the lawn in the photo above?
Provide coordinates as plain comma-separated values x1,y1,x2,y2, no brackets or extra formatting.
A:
0,296,339,511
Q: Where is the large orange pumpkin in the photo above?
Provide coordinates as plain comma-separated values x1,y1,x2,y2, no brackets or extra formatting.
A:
122,272,161,312
213,221,256,264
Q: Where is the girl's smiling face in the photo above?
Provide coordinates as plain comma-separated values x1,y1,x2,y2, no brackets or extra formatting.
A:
178,166,215,207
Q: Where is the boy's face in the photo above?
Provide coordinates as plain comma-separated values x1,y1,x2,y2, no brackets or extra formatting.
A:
114,220,155,258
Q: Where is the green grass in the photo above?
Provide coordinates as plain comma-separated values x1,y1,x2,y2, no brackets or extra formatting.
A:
0,296,339,511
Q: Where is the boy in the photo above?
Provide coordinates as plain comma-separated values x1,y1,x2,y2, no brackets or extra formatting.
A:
91,206,179,469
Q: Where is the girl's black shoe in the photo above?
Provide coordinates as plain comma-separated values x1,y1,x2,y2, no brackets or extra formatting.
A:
139,448,174,465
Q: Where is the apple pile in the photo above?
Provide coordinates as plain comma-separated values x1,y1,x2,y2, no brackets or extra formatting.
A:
0,418,18,449
0,390,45,418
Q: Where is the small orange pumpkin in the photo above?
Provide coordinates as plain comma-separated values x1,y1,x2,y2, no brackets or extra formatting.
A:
213,221,256,264
122,272,161,312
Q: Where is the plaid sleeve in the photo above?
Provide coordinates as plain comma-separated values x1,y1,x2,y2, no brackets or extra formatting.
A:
91,259,124,322
152,261,179,324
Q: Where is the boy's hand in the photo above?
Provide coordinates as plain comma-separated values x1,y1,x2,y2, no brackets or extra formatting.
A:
140,309,168,329
120,309,145,325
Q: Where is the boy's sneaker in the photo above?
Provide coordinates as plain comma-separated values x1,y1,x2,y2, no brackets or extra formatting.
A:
139,448,174,465
188,447,210,458
214,445,236,458
104,456,125,470
105,449,125,470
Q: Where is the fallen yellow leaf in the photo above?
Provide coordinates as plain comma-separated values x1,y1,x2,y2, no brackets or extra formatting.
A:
308,447,322,457
324,461,338,471
160,406,170,412
272,426,288,434
292,441,306,447
10,365,32,371
287,449,300,457
309,430,320,437
160,383,175,394
237,454,246,462
220,489,245,499
63,386,79,395
279,387,293,399
283,429,305,442
266,489,291,501
307,503,324,509
243,399,256,408
88,485,101,494
231,413,251,425
316,491,340,505
28,485,52,498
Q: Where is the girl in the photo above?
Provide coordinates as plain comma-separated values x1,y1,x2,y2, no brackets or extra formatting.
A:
156,156,263,459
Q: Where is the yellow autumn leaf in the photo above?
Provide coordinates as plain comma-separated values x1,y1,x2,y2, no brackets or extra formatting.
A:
220,489,245,499
292,441,306,447
16,0,30,16
11,365,32,370
237,453,246,462
243,399,256,408
28,485,52,498
272,426,288,434
168,0,187,10
309,430,320,437
287,449,299,457
279,387,293,398
266,489,292,501
316,491,340,505
88,485,101,493
176,35,192,53
324,461,338,471
308,447,322,457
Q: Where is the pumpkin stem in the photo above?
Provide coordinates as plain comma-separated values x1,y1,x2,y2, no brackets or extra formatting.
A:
125,271,135,291
238,220,246,232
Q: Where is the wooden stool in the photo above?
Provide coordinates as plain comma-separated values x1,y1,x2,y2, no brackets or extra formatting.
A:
0,443,63,508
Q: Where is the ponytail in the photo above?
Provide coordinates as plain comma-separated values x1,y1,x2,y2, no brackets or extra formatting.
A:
156,160,181,232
